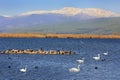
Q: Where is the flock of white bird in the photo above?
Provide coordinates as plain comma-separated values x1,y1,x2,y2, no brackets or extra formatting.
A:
19,51,108,73
69,51,108,73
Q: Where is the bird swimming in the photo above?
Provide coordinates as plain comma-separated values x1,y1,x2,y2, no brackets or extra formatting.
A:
93,54,100,60
103,51,108,56
76,57,85,64
69,64,80,73
19,65,27,73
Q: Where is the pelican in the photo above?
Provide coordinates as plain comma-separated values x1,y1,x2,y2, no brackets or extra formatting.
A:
103,51,108,56
93,54,100,60
69,65,80,72
19,65,27,73
76,58,85,64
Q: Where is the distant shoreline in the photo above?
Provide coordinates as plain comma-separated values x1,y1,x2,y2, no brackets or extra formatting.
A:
0,33,120,39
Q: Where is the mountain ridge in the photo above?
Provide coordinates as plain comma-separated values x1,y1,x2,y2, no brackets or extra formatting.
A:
0,7,120,34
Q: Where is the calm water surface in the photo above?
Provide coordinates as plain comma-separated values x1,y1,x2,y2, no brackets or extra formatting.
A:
0,38,120,80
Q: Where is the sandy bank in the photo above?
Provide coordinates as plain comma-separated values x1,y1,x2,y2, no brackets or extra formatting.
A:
0,33,120,39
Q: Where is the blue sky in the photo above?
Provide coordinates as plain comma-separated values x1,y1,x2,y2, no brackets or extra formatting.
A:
0,0,120,16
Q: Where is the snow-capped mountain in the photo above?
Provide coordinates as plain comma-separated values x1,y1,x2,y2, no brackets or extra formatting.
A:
20,7,120,18
0,7,120,34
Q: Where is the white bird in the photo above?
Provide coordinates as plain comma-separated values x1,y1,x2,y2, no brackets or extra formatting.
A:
19,65,27,73
93,54,100,60
103,51,108,56
76,58,85,64
69,65,80,72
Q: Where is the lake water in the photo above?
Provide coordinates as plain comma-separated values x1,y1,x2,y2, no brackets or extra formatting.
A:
0,38,120,80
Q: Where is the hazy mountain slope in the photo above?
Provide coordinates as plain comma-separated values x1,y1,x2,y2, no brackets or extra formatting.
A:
0,13,100,31
6,17,120,34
